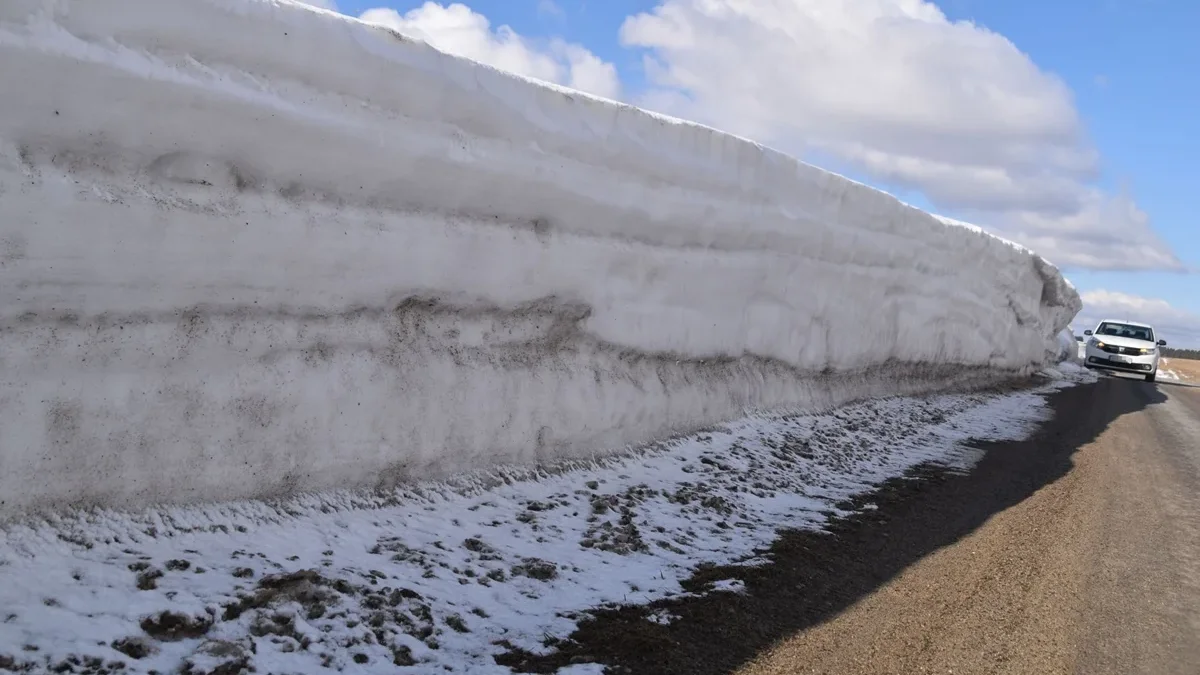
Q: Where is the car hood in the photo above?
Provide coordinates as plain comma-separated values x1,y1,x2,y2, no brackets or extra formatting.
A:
1092,335,1157,349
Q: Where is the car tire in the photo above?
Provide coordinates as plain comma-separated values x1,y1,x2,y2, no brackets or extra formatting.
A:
1146,372,1157,383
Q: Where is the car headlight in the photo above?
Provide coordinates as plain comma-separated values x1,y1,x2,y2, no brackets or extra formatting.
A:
1095,341,1106,348
1139,348,1151,355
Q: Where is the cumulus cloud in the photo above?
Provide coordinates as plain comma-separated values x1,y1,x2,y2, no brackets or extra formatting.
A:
359,3,621,100
618,0,1182,271
990,194,1182,271
1076,290,1200,346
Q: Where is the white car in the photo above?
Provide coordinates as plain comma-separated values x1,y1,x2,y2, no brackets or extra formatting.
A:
1082,319,1167,382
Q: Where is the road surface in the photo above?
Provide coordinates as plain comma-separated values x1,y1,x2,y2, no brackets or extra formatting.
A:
736,374,1200,675
512,375,1200,675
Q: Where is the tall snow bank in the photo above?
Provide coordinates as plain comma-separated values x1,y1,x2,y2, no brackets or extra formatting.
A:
0,0,1080,516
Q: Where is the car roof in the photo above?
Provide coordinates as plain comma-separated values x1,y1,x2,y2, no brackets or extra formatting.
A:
1096,319,1154,329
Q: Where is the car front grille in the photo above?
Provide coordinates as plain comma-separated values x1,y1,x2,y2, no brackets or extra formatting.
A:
1099,344,1146,355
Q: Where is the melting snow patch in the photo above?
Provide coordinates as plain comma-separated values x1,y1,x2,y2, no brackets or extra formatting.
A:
555,665,606,675
0,372,1094,674
646,609,681,626
707,579,747,594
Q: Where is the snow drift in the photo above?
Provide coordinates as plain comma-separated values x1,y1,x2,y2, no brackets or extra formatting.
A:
0,0,1080,516
1054,329,1081,364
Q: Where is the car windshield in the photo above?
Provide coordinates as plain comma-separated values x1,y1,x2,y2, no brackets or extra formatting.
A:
1097,322,1154,342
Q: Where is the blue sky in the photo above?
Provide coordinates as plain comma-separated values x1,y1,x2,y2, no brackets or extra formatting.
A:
947,0,1199,311
335,0,1199,343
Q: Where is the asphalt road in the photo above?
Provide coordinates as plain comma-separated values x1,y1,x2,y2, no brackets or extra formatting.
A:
509,375,1200,675
738,374,1200,675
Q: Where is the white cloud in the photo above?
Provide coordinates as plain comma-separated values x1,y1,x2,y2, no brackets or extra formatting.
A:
537,0,565,19
359,3,620,100
618,0,1182,271
297,0,338,10
989,193,1182,271
1076,290,1200,346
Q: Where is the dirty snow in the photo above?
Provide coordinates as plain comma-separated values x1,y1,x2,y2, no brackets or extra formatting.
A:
0,369,1095,674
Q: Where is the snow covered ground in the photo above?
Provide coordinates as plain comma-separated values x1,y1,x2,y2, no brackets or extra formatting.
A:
0,366,1094,675
0,0,1080,517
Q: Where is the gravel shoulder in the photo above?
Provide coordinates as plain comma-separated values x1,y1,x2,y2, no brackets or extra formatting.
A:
512,377,1200,675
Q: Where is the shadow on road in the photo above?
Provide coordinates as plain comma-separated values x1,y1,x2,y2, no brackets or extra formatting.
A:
499,377,1167,675
1099,369,1200,389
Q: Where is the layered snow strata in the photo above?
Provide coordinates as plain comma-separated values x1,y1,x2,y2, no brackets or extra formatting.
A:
0,0,1081,515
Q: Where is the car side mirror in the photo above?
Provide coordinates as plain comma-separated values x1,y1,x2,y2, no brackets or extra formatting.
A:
1158,340,1167,346
1084,330,1093,336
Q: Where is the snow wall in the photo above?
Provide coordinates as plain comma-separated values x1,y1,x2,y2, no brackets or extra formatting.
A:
0,0,1081,517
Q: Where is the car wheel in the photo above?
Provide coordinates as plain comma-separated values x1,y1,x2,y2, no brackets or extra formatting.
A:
1146,372,1157,383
